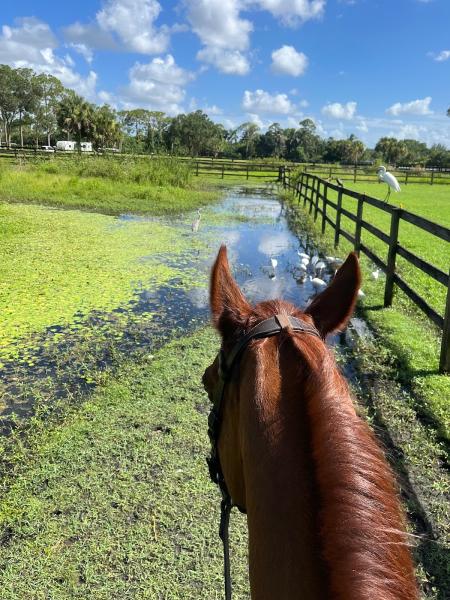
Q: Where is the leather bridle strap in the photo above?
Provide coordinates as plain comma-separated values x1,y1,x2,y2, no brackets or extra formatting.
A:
207,314,322,600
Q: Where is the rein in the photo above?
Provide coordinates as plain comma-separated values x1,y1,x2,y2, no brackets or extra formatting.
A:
207,313,322,600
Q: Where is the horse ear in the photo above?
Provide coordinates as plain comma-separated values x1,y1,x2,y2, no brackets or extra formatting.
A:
305,252,361,336
210,245,251,339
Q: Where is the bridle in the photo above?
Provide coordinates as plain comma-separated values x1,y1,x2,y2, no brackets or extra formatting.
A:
206,313,322,600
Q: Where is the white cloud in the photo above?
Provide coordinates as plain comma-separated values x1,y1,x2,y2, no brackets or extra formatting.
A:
186,0,252,74
187,0,252,50
242,89,294,114
68,43,94,63
197,47,250,75
255,0,326,26
64,0,169,58
122,54,194,114
321,101,357,120
433,50,450,62
97,0,169,54
0,17,98,99
386,97,432,116
271,45,308,76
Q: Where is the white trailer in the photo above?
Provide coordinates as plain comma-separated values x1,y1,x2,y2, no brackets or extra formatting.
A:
56,140,76,152
81,142,93,152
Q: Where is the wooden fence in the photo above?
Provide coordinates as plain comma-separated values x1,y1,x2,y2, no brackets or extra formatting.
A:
281,169,450,373
192,160,281,179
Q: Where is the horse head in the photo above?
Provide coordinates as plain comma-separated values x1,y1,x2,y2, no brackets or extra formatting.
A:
203,245,418,600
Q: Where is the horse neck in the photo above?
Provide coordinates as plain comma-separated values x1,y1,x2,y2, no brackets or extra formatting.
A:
239,334,418,600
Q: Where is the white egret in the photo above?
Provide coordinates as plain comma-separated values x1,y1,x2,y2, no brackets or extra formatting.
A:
377,166,401,202
310,276,327,293
297,251,310,260
310,254,320,267
371,269,380,281
358,289,365,298
269,257,278,279
191,209,202,232
301,257,309,267
315,260,326,276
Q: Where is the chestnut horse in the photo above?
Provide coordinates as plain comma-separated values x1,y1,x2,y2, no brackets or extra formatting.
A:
203,246,418,600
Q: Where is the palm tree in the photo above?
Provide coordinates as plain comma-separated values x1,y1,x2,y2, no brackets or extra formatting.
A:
92,105,121,149
57,92,95,149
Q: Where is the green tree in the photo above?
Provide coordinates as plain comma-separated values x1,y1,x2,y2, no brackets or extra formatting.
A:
426,144,450,169
15,68,42,147
401,139,429,165
34,73,65,146
166,111,225,156
374,137,407,166
57,91,95,148
0,65,23,147
297,119,323,162
145,111,170,153
236,122,261,158
261,123,286,158
92,104,121,149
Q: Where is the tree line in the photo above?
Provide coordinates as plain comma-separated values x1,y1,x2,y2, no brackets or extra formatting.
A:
1,64,449,168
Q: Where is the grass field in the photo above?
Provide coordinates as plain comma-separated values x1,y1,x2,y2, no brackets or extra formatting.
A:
0,327,249,599
0,157,218,215
0,326,447,599
285,182,450,441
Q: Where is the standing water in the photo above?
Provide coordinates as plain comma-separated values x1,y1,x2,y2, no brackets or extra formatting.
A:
0,187,335,430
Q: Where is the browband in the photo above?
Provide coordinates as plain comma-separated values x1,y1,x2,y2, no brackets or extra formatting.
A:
218,314,322,381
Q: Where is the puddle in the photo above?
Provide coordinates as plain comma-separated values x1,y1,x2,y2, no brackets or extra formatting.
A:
0,186,338,431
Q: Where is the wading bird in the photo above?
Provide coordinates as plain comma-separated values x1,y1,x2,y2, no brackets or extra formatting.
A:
377,166,401,202
191,209,202,232
270,257,278,279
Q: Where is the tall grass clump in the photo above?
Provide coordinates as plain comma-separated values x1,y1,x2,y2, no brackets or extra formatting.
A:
31,155,193,188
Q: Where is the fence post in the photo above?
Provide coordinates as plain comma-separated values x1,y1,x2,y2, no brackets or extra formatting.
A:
246,165,249,180
334,188,343,247
309,176,315,215
304,174,308,208
322,183,328,234
430,171,434,185
354,164,357,183
314,179,320,221
405,171,409,185
221,164,225,179
354,195,364,256
298,173,304,204
384,208,401,307
439,270,450,373
196,161,199,176
278,166,283,182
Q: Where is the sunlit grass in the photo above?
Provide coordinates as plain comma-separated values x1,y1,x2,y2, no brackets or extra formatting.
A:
0,158,218,215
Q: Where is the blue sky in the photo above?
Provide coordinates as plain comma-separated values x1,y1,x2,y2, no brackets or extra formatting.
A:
1,0,449,147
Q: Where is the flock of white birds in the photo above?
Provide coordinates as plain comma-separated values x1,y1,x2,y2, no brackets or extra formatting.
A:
190,168,393,298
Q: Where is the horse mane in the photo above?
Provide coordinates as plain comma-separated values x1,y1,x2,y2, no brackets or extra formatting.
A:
247,299,419,600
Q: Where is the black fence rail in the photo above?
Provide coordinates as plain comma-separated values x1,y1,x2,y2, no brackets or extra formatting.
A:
281,169,450,373
192,160,281,179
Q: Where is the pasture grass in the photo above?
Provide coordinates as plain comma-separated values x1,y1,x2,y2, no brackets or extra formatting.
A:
325,182,449,318
0,157,218,215
284,191,450,442
0,326,446,599
0,327,250,599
